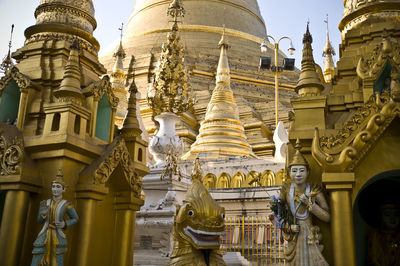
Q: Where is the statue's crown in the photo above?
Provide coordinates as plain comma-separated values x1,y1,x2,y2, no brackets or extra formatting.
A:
52,168,66,187
288,138,309,168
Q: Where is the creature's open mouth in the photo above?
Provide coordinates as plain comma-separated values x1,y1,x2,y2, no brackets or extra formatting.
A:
184,226,225,246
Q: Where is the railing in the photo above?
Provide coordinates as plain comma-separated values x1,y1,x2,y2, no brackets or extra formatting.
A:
221,216,286,266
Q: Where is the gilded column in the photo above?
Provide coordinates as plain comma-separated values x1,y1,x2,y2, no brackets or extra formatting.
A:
73,185,106,266
112,192,143,266
322,172,356,266
0,190,30,265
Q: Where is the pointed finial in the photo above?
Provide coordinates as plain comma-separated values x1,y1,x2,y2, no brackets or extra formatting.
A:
303,21,313,44
0,24,15,73
218,24,229,48
324,14,329,33
167,0,185,30
118,23,124,43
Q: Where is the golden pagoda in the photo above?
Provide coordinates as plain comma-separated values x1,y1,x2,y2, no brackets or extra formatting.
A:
289,1,400,265
0,0,149,265
100,0,299,157
183,30,255,159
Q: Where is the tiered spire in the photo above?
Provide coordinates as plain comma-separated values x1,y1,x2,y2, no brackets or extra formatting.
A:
111,24,129,128
322,15,336,83
54,40,83,103
295,23,324,97
182,29,254,159
121,57,142,139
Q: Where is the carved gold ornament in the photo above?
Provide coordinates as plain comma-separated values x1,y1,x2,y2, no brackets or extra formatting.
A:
0,67,31,96
312,96,400,172
0,129,24,176
94,137,142,198
84,75,119,108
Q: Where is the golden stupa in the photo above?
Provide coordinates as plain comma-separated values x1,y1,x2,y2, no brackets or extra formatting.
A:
183,30,255,159
101,0,299,157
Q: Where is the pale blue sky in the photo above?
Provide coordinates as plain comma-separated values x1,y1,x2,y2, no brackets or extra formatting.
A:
0,0,343,68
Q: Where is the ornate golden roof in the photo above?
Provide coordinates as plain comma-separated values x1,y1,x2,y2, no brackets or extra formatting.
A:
182,31,255,160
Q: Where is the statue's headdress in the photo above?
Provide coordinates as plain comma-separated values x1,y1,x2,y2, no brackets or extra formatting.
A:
52,168,66,187
288,138,309,168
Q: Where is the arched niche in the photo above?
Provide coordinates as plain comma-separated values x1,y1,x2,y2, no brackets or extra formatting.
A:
275,169,287,185
216,172,230,189
373,61,394,95
0,80,20,123
353,170,400,266
246,171,260,187
260,170,275,186
231,172,245,188
203,173,216,189
95,93,111,141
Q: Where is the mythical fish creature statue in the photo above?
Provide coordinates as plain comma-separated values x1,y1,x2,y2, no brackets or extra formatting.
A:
168,158,227,266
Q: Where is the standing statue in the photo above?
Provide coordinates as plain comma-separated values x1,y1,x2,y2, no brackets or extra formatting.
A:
31,169,79,266
275,139,330,265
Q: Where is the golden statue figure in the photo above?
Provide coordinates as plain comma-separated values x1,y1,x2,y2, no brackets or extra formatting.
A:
168,158,226,266
31,169,79,266
279,140,330,265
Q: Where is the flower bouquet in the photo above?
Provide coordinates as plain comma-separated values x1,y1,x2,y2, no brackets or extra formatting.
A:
270,195,294,229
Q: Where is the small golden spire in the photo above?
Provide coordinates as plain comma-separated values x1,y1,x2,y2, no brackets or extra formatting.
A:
122,56,142,139
112,23,126,74
288,138,309,168
182,30,254,160
295,22,324,96
54,39,84,102
322,14,336,83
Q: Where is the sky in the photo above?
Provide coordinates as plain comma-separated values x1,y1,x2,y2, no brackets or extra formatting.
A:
0,0,343,69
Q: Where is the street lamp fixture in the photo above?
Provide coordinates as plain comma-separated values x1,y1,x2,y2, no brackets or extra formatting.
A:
259,35,295,126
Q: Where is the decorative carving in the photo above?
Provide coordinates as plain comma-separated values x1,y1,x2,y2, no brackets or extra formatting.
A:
357,36,400,81
0,128,24,176
25,33,97,55
312,99,400,172
83,76,119,108
319,95,381,152
93,137,142,198
0,67,31,95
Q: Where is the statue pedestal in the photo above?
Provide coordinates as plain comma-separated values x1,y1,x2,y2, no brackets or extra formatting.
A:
133,167,190,265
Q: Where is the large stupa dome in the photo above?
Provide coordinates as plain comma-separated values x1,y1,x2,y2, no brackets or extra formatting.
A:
100,0,298,157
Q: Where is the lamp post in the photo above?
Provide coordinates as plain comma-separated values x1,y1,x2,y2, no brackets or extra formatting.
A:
260,36,295,126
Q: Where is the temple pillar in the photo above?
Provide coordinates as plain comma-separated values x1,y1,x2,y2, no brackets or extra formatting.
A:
112,192,143,266
0,190,30,265
73,185,107,266
322,172,356,266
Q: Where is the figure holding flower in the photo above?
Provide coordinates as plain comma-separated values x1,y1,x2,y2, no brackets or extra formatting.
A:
278,139,330,265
